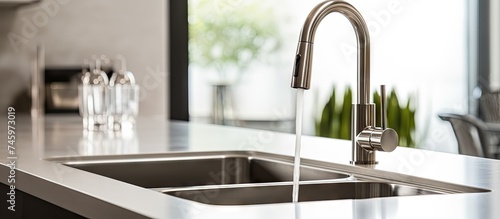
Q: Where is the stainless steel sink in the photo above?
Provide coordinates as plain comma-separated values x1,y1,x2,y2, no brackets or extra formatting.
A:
55,151,349,188
162,181,443,205
50,151,489,205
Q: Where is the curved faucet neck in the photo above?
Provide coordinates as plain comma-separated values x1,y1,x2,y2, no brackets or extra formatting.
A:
293,0,371,104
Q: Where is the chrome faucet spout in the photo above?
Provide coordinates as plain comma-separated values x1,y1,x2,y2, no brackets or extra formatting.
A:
291,0,370,104
291,0,398,164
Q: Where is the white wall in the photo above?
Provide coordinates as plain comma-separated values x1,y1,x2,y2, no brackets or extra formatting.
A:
0,0,168,116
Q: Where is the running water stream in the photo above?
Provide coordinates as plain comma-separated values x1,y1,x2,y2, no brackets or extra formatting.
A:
292,89,305,203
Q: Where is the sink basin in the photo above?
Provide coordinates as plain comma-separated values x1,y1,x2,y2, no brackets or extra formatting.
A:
50,151,489,205
163,181,443,205
55,151,349,188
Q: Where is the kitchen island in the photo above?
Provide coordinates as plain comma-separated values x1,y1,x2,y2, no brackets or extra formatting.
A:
1,115,499,218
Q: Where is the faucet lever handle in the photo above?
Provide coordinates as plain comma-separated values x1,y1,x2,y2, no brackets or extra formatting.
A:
358,127,398,152
356,84,398,152
380,85,387,129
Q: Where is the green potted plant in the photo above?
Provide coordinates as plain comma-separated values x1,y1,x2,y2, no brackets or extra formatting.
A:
315,85,416,147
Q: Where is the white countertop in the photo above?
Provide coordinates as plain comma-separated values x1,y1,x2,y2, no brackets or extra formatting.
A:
1,115,500,218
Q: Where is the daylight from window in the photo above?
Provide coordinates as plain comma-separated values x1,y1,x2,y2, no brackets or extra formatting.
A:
188,0,467,153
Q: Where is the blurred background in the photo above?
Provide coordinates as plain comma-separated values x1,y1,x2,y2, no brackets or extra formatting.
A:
0,0,499,158
187,0,499,156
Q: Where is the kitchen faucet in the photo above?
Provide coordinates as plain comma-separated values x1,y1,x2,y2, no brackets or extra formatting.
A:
291,0,398,164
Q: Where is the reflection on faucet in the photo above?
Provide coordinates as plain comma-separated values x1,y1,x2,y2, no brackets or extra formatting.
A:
79,129,139,155
291,0,398,164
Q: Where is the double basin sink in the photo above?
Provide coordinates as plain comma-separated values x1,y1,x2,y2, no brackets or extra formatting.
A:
49,151,489,205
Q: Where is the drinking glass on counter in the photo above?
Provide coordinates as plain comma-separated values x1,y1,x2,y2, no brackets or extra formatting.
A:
107,55,139,130
79,58,109,131
78,55,139,131
107,85,139,130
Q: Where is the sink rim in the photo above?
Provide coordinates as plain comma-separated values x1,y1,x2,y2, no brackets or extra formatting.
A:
47,150,491,196
162,180,451,205
49,150,354,188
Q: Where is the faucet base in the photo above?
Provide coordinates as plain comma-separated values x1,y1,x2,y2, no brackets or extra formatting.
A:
350,160,379,165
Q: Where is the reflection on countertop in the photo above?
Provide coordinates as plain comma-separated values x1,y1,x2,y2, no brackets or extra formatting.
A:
78,129,139,155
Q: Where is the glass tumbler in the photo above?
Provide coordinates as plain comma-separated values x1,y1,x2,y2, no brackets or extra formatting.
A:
79,83,109,131
107,84,139,130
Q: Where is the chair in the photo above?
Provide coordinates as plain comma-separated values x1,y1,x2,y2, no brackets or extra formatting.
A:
439,113,499,159
479,90,500,123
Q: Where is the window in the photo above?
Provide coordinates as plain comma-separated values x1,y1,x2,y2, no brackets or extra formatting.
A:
187,0,468,152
